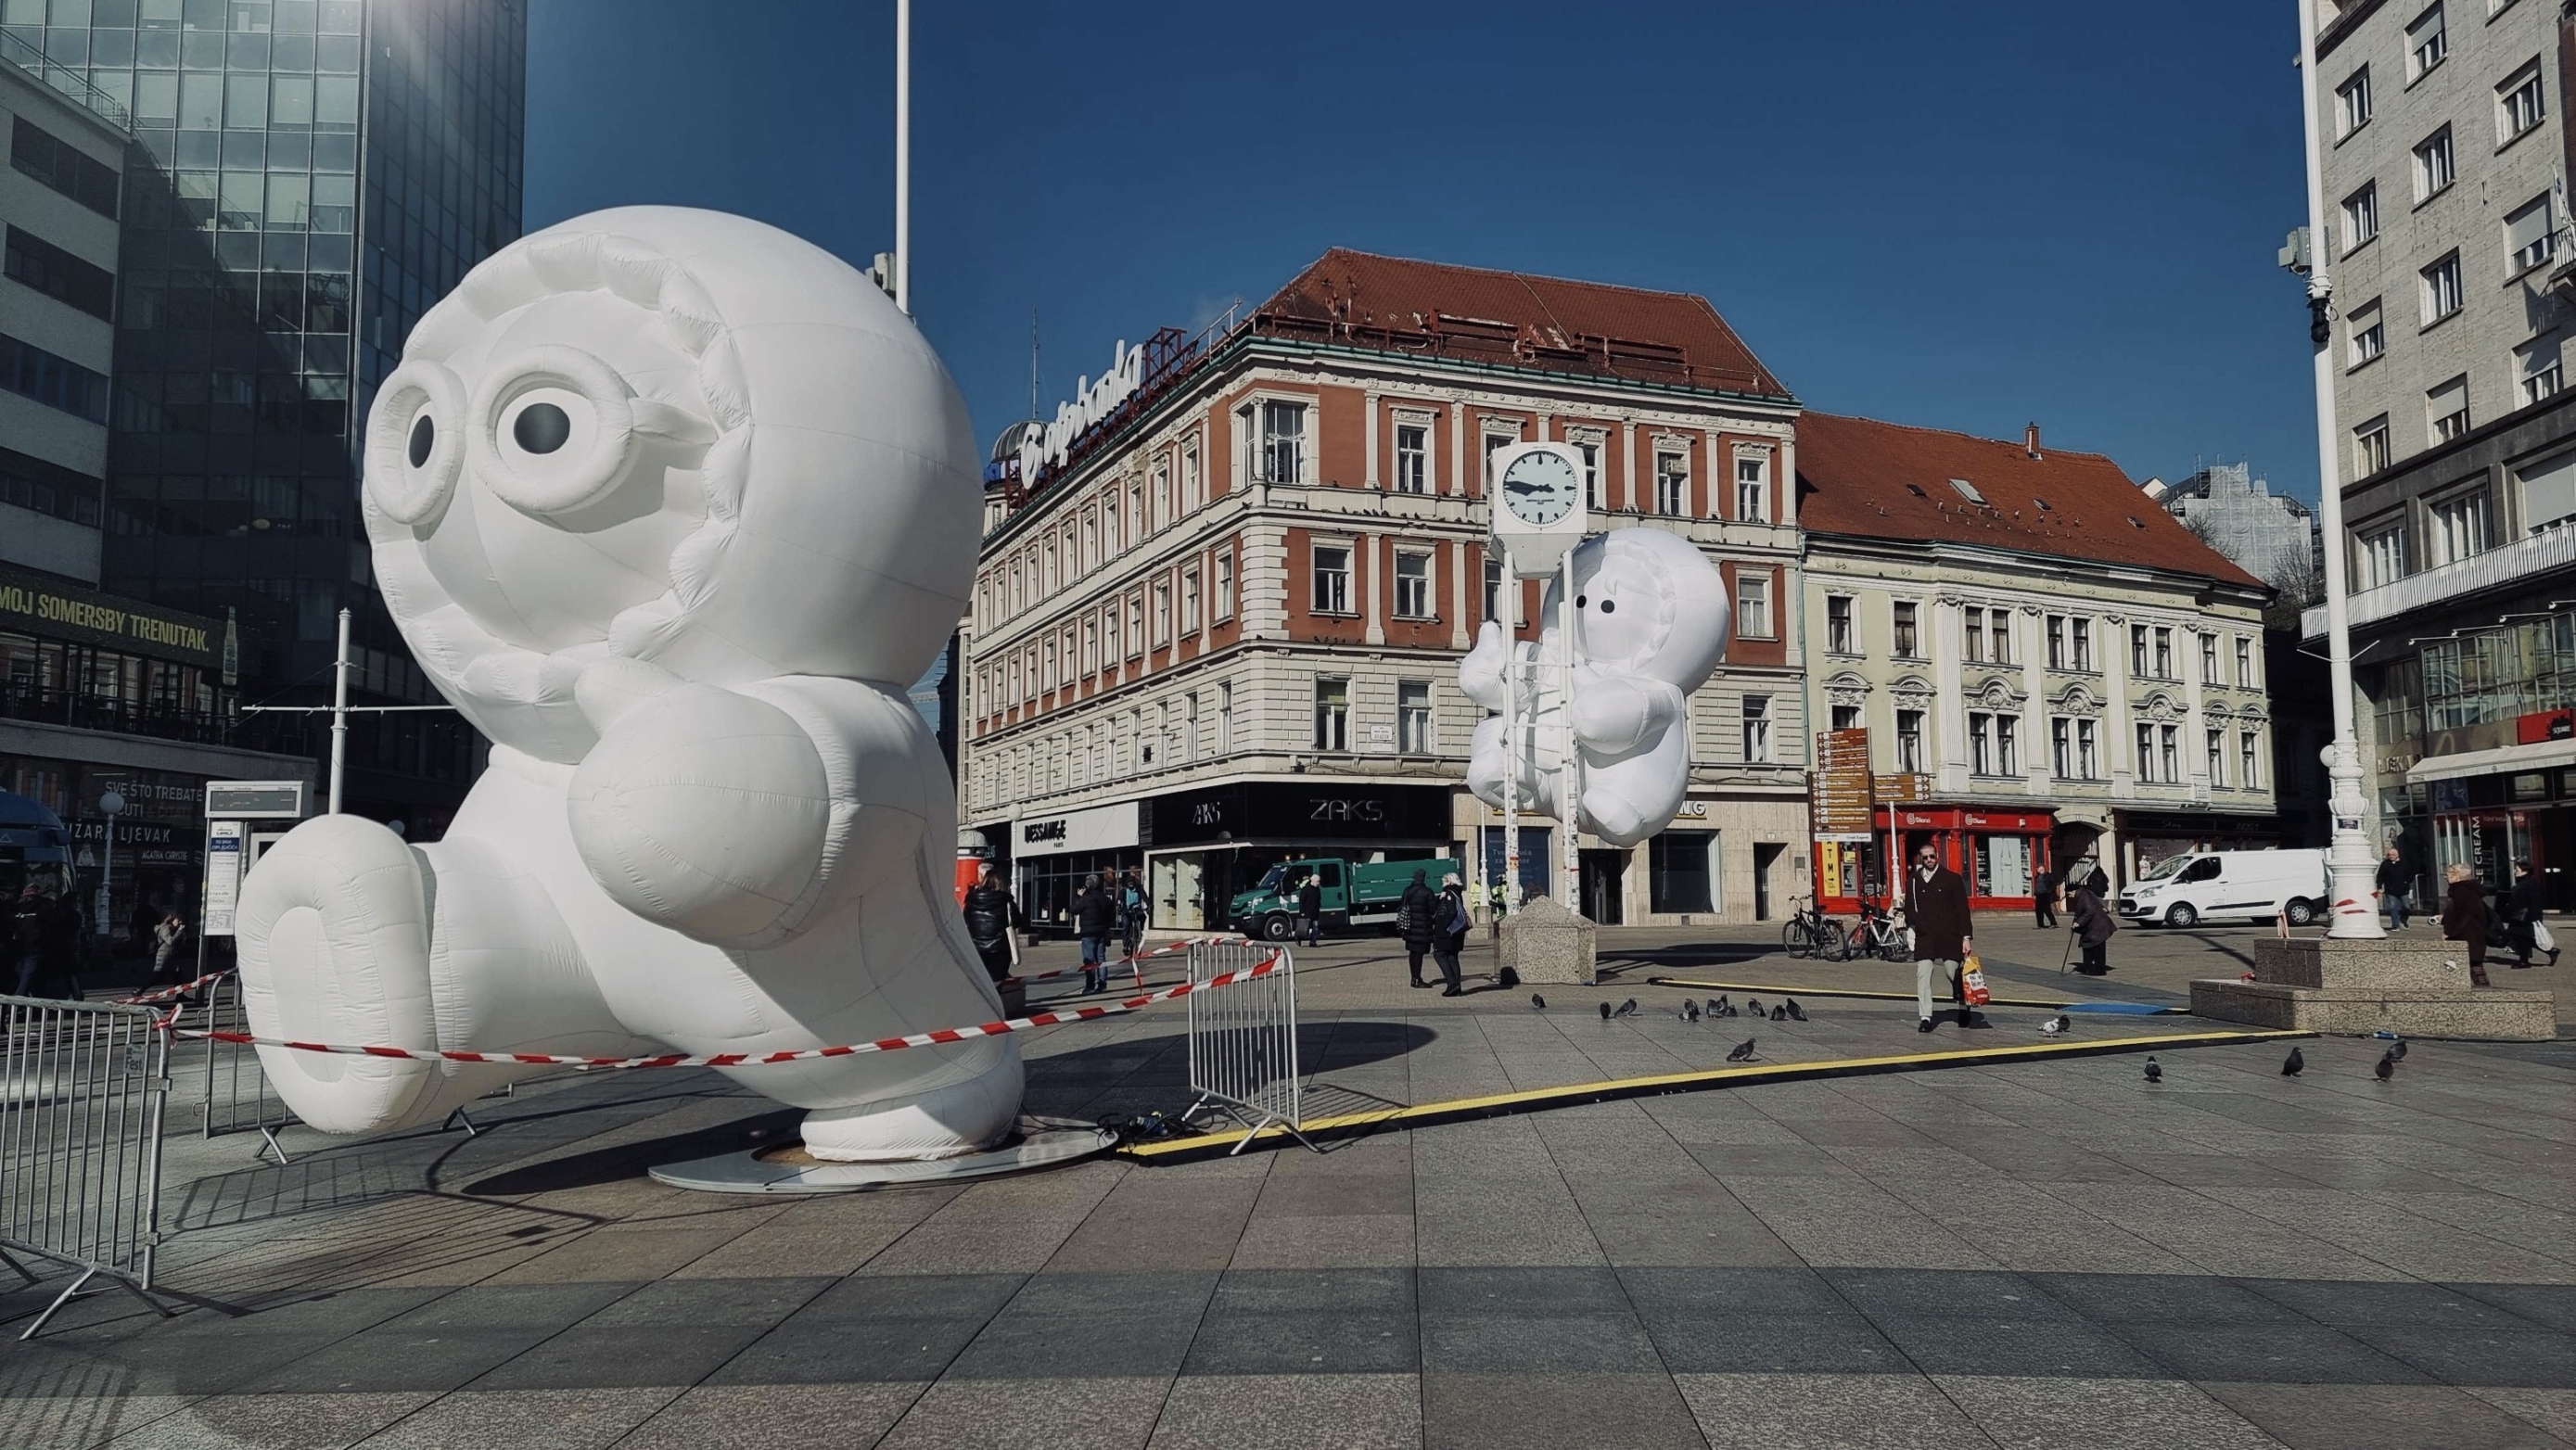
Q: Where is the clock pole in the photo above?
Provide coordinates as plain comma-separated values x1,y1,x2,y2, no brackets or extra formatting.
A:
1498,546,1520,922
1559,547,1581,917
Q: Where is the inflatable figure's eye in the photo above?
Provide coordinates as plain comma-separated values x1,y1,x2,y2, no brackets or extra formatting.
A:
514,402,571,454
1600,598,1617,614
1575,595,1587,608
468,345,640,517
363,359,465,525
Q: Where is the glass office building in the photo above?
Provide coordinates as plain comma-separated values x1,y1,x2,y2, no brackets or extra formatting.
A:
15,0,527,829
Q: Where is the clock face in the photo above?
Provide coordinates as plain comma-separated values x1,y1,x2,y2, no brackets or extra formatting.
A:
1500,449,1579,527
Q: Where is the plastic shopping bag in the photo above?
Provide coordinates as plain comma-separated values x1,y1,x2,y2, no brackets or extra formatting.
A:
2537,920,2557,954
1959,954,1993,1007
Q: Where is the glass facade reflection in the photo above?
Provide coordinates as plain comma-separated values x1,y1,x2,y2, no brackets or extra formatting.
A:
23,0,527,827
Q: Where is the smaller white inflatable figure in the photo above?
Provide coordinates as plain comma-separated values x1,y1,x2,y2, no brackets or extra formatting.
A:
1460,528,1729,846
233,207,1019,1161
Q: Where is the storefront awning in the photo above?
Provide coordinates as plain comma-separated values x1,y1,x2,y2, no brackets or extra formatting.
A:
2406,738,2576,784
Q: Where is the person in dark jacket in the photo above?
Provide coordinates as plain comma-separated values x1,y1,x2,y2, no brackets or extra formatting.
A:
2069,881,2117,975
1398,868,1437,987
2505,859,2553,967
2442,862,2492,986
1902,843,1981,1031
1073,874,1119,993
13,883,81,999
1432,873,1471,996
1118,868,1148,965
960,865,1020,986
2031,865,2059,929
2377,846,2413,932
1295,872,1323,947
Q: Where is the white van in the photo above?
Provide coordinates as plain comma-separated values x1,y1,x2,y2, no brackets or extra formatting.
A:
2117,848,2328,928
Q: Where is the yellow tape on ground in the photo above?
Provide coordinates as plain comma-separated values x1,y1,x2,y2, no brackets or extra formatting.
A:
1645,976,2187,1013
1120,1025,2309,1164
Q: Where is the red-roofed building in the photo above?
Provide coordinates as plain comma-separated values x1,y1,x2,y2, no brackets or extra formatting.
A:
965,249,1810,931
1794,412,2282,915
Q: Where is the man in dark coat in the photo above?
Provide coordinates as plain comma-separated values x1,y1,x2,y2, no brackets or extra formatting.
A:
2506,859,2553,967
960,864,1020,986
2441,862,2492,986
1295,872,1324,948
2377,846,2413,931
1398,868,1436,987
1432,873,1471,996
2031,864,2059,929
1902,843,1981,1031
2069,880,2117,974
1073,874,1120,994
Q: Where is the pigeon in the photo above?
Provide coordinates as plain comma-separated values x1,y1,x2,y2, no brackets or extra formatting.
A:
1769,1004,1788,1022
1745,998,1765,1017
1614,998,1639,1018
1726,1037,1758,1062
2392,1038,2408,1062
2281,1047,2304,1076
1709,997,1728,1018
1785,999,1807,1022
2143,1056,2162,1084
2375,1050,2395,1082
2040,1014,2070,1037
1684,1001,1702,1024
1530,994,1546,1010
1600,1001,1613,1020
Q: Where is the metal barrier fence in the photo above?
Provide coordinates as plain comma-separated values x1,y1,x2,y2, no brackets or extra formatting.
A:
197,973,295,1163
0,994,173,1339
1182,942,1312,1152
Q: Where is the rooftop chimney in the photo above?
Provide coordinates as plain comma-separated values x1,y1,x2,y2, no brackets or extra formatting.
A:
2024,422,2043,460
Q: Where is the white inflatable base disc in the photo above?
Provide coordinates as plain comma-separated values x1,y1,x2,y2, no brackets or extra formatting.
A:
649,1119,1116,1194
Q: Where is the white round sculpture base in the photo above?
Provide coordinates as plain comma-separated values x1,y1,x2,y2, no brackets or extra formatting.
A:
649,1119,1117,1194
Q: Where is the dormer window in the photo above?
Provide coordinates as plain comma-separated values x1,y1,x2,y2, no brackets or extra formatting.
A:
1947,477,1986,504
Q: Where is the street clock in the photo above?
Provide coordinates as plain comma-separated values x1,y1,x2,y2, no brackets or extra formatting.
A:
1489,441,1589,577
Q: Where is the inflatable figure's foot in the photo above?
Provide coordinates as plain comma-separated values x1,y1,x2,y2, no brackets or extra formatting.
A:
235,815,446,1133
797,1043,1026,1163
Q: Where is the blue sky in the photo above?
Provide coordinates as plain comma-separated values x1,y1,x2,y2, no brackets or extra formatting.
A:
527,1,2319,500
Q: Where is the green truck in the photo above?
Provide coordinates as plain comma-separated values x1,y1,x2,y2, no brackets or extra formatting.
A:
1231,856,1465,940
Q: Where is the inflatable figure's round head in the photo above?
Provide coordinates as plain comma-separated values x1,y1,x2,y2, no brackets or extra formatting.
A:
1547,528,1730,691
361,206,979,762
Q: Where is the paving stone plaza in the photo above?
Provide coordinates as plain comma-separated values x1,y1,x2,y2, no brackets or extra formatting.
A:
2,917,2568,1449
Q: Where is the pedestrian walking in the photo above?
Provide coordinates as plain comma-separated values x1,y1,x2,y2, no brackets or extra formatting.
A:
1432,872,1471,996
1118,868,1147,966
151,909,191,986
2377,846,2413,932
1073,873,1119,993
1903,843,1983,1032
14,882,82,999
2031,864,2059,929
2069,878,2117,975
1295,871,1323,948
2505,859,2553,967
960,865,1021,987
2441,862,2493,987
1398,868,1437,987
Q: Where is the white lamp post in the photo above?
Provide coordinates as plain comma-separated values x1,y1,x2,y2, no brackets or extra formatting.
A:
2294,0,2387,940
96,788,124,940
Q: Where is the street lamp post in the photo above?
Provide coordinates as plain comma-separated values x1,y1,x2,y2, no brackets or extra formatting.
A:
2295,0,2387,941
96,788,124,943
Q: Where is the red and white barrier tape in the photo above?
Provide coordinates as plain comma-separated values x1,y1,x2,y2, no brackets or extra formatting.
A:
172,947,1285,1069
1009,933,1243,987
113,969,233,1006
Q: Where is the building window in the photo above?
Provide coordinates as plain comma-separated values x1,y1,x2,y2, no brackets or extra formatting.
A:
1214,552,1235,621
2406,4,2447,80
2413,126,2455,202
2131,624,2150,678
1181,566,1201,634
1104,604,1121,664
2160,725,2179,784
1256,400,1307,483
2337,66,2373,137
2499,60,2546,145
1892,601,1919,658
1742,694,1772,763
1575,438,1601,508
2428,375,2471,442
1996,716,2019,776
1484,555,1503,621
1654,449,1688,515
1154,581,1171,645
1219,683,1234,754
2349,299,2385,367
1964,607,1987,664
2422,252,2465,325
2340,182,2379,252
2354,414,2392,475
1128,597,1144,657
2207,728,2228,787
1314,678,1349,751
1649,831,1717,915
1831,704,1862,732
1735,453,1770,521
0,332,110,423
2195,632,2216,684
4,227,116,321
2519,335,2566,405
2071,618,2094,672
2047,615,2067,668
2507,192,2557,275
1397,679,1432,753
2429,490,2492,565
2078,719,2099,780
1736,572,1772,639
1394,422,1429,494
2236,636,2255,687
1894,709,1924,772
1969,712,1994,775
9,117,119,218
2052,719,2072,778
1826,594,1855,654
2154,627,2173,679
2356,520,2410,588
1311,542,1352,615
2239,729,2262,788
1081,617,1097,677
1394,550,1433,618
2137,724,2162,782
1483,430,1516,487
2514,450,2576,532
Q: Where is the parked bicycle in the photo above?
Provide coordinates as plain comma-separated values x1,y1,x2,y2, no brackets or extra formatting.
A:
1779,897,1848,960
1844,899,1913,962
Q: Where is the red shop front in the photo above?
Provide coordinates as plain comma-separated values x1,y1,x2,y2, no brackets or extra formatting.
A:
1816,806,2058,912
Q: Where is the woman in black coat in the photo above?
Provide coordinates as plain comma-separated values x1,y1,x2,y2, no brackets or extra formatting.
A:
2441,862,2492,987
2069,884,2117,975
1398,869,1437,987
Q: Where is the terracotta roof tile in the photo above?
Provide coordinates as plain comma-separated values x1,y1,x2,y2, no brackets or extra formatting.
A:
1251,248,1791,398
1795,412,2264,590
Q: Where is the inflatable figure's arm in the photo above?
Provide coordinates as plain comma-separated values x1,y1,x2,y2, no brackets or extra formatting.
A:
1460,622,1542,715
1569,668,1684,756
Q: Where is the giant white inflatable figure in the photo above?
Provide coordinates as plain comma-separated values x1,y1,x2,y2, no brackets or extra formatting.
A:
1460,528,1729,846
234,207,1020,1161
